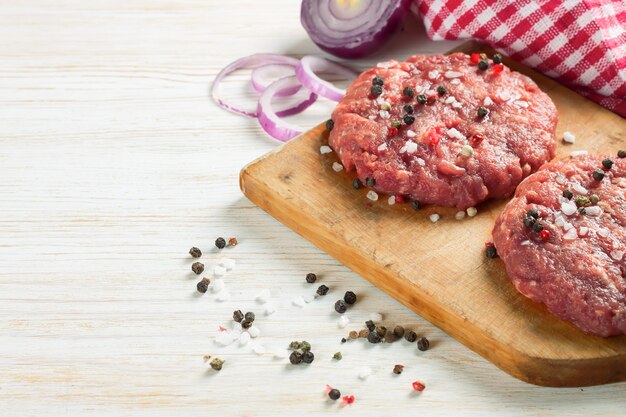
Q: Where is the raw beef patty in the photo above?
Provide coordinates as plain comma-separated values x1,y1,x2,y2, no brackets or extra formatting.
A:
493,154,626,337
329,53,557,209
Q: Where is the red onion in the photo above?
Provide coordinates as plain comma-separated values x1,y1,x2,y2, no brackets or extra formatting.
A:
251,63,301,96
296,55,357,102
301,0,411,59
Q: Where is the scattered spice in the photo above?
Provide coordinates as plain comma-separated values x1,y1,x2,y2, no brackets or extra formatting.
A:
196,277,210,293
372,76,384,86
540,229,551,242
375,325,387,337
384,332,396,343
302,351,315,364
241,320,253,329
342,395,355,405
393,325,405,338
618,150,626,158
477,106,488,118
202,355,211,362
562,189,573,200
349,330,358,339
402,86,415,98
417,336,430,351
469,53,480,64
333,352,343,360
210,357,224,371
478,60,489,70
367,331,382,343
592,169,605,181
412,381,426,392
393,364,405,375
352,178,362,189
427,94,437,104
404,104,414,114
403,114,416,125
301,341,311,352
391,120,402,129
334,300,347,314
365,320,376,332
191,262,204,275
343,291,357,305
532,222,544,233
589,194,600,205
404,330,417,343
575,196,590,207
233,310,244,323
244,312,255,322
469,133,483,147
411,200,421,211
486,245,498,259
189,247,202,258
416,94,427,104
215,237,226,249
602,158,613,169
365,177,376,187
370,85,383,97
228,237,238,247
341,338,347,343
326,119,334,131
492,63,504,74
492,53,503,64
527,209,539,219
358,329,369,338
289,351,303,364
437,85,447,96
316,284,329,296
289,341,302,350
328,388,341,401
306,273,317,283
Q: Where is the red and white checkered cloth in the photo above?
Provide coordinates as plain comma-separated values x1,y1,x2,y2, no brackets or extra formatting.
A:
412,0,626,118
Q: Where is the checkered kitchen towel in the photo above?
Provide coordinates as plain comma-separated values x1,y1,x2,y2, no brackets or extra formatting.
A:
412,0,626,117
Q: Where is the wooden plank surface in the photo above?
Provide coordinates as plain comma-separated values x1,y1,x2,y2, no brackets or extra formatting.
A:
2,1,626,415
240,42,626,387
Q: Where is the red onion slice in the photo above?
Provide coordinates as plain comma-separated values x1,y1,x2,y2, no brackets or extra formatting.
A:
301,0,410,59
258,76,318,142
211,54,301,118
251,64,301,96
296,55,357,102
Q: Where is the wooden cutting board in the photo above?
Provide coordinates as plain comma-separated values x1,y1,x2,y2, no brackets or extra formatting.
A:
239,42,626,387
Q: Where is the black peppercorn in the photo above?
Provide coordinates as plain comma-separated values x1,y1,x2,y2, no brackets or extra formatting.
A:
486,245,498,259
244,312,255,323
326,119,334,131
334,300,347,314
233,309,244,323
289,351,302,365
191,262,204,275
618,150,626,158
333,352,342,360
592,169,605,181
316,284,329,296
393,364,404,374
562,189,573,200
404,104,414,114
343,291,357,305
394,326,405,338
367,331,381,344
352,178,362,189
301,341,311,352
365,177,376,187
492,53,503,64
365,320,376,332
417,336,430,351
532,221,544,233
417,94,427,104
523,216,535,228
402,86,415,98
575,196,590,207
477,106,488,118
403,114,415,125
189,247,202,258
302,351,314,364
404,330,417,342
527,209,539,219
375,326,387,337
602,158,613,169
341,337,347,343
210,357,224,371
328,388,341,400
589,194,600,205
578,207,586,215
289,341,301,350
372,76,384,86
478,60,489,70
437,85,447,96
411,200,421,211
215,237,226,249
306,273,317,283
241,320,252,329
196,277,210,293
370,85,383,97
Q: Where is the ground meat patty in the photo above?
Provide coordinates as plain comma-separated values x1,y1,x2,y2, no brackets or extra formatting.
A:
493,155,626,337
329,53,557,209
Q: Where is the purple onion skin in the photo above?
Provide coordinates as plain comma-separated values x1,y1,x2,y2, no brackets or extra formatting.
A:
301,0,411,59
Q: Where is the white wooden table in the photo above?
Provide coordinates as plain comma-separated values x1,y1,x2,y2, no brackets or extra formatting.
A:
1,1,624,415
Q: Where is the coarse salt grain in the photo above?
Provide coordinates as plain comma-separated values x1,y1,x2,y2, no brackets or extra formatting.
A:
425,89,436,96
215,290,231,302
366,190,378,201
429,213,440,223
563,228,578,240
585,206,602,216
377,143,388,151
579,226,589,236
379,110,390,119
255,289,271,303
447,127,466,140
514,100,529,108
213,265,226,277
555,216,566,227
428,70,439,79
358,366,372,380
338,315,350,329
320,145,332,154
264,305,276,316
520,240,532,246
467,207,478,217
214,332,234,346
388,196,395,205
452,102,463,108
368,115,376,121
332,162,343,172
444,70,463,78
499,91,511,101
455,211,466,220
445,96,456,104
239,331,251,346
212,278,225,293
416,157,426,166
598,228,609,238
376,96,385,105
572,183,588,195
450,78,461,85
248,325,261,338
571,150,588,157
252,344,266,355
484,96,494,106
563,222,574,231
563,131,576,143
561,201,577,216
556,175,567,185
219,258,236,270
405,140,418,153
610,250,624,261
292,296,306,308
406,130,417,138
370,312,383,322
303,293,315,303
